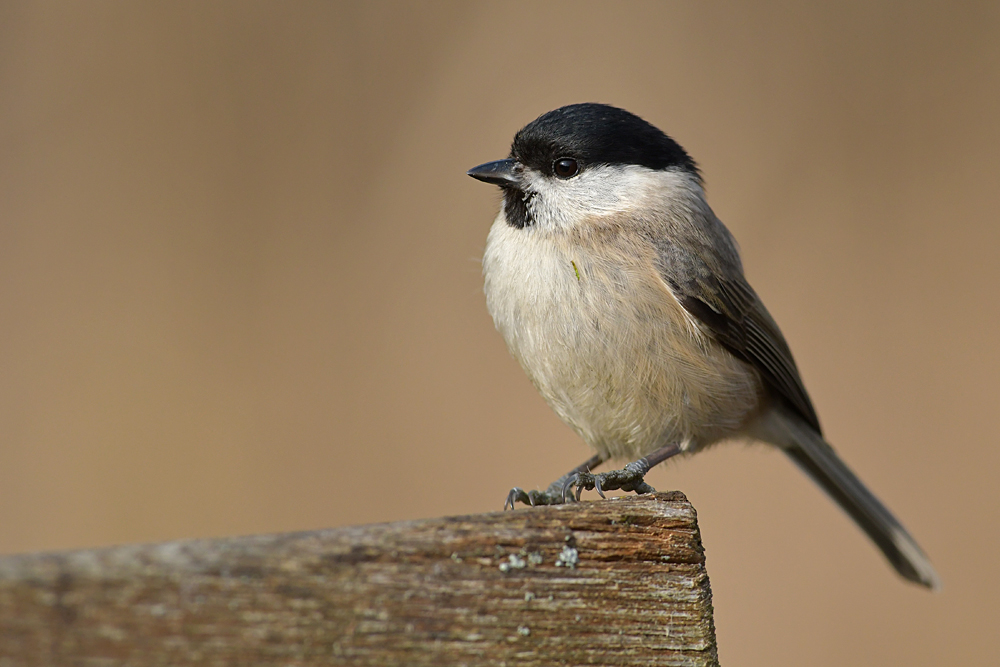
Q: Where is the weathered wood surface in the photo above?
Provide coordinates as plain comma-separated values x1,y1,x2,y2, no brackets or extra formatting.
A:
0,491,718,666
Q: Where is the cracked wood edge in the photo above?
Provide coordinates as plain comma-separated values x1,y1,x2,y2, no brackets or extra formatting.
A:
0,491,719,666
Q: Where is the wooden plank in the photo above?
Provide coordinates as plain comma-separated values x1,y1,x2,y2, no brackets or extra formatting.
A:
0,491,719,666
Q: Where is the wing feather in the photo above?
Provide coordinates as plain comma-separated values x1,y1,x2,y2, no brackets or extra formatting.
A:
658,246,822,434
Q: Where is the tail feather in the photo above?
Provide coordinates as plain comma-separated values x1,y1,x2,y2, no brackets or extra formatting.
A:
779,416,941,590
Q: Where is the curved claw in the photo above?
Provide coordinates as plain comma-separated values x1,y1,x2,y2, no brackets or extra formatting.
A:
562,471,594,502
561,475,575,503
505,487,530,510
594,476,606,499
507,485,577,509
567,471,596,501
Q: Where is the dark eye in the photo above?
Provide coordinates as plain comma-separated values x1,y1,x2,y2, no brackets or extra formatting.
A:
553,157,579,179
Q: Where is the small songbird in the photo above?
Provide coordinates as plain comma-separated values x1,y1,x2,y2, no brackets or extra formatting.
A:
467,103,939,589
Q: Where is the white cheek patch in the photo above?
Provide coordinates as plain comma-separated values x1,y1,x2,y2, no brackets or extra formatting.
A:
523,165,699,231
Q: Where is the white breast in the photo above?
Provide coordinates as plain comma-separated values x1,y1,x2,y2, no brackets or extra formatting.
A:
483,215,763,460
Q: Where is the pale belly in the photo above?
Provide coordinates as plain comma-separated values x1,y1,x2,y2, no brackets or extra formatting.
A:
483,221,765,460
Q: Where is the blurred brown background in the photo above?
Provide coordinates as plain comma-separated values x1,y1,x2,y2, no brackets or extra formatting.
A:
2,1,998,664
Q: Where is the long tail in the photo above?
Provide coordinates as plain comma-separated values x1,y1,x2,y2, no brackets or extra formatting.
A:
778,414,941,590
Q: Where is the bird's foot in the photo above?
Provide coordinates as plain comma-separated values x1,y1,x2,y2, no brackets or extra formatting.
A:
504,484,575,510
563,459,655,501
503,454,608,510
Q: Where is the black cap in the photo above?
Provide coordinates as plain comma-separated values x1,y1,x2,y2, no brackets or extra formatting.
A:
510,103,699,181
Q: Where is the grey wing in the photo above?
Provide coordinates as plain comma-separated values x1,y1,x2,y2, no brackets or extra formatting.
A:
656,241,822,434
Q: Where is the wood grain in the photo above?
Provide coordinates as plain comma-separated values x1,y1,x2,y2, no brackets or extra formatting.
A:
0,492,719,666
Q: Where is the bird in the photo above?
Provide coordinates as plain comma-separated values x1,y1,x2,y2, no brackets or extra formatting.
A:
466,102,940,589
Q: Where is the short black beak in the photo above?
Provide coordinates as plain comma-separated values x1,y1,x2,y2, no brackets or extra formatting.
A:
467,159,520,188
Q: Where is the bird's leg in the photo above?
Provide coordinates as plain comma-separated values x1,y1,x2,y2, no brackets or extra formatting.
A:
563,443,683,501
505,453,606,510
